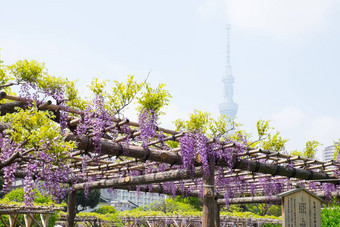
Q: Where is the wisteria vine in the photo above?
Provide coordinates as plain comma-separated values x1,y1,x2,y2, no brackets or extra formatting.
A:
0,79,339,210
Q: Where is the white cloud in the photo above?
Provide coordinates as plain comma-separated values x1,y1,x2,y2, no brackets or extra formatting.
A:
306,116,340,147
269,109,340,159
225,0,332,39
198,0,332,39
158,102,190,129
303,116,340,160
198,0,226,20
271,106,305,130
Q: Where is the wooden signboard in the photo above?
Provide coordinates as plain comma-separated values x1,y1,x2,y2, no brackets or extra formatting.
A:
278,187,323,227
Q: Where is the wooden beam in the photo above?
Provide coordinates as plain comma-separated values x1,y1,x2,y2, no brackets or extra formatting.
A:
72,167,204,190
0,118,338,186
217,196,281,205
0,151,20,169
231,158,338,184
217,191,340,205
0,101,26,116
65,133,339,184
64,134,182,166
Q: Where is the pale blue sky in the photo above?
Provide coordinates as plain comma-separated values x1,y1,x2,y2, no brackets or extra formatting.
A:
1,0,340,158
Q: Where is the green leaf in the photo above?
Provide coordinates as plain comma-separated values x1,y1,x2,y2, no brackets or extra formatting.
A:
303,140,320,159
137,83,171,115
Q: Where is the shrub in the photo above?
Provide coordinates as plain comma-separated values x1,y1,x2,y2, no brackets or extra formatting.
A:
321,200,340,227
93,205,117,214
4,188,52,203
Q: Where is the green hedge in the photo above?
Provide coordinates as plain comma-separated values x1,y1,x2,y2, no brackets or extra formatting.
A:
321,202,340,227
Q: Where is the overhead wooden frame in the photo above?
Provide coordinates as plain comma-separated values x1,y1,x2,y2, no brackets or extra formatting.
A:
0,92,339,227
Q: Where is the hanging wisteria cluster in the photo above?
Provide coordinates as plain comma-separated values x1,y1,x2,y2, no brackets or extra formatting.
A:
138,109,158,148
76,95,116,154
0,134,20,193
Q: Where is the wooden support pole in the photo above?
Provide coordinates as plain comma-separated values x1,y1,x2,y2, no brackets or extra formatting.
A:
40,214,49,227
66,190,77,227
231,158,337,184
28,214,42,227
173,220,180,227
202,161,216,227
216,191,340,205
9,215,24,227
72,167,203,190
215,204,220,227
8,215,14,227
24,214,32,227
217,196,281,205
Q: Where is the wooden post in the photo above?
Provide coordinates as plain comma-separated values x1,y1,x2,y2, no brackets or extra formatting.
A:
215,204,220,227
66,189,77,227
24,214,32,227
8,215,14,227
8,215,24,227
202,162,216,227
40,214,50,227
28,214,42,227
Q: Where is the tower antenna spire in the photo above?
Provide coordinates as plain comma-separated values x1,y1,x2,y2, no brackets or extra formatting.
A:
219,24,238,119
226,24,231,65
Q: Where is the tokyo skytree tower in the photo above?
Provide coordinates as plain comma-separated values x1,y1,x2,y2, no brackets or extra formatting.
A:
219,24,238,119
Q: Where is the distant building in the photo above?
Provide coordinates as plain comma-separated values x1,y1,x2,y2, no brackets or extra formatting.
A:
219,24,238,119
101,189,166,211
322,143,338,162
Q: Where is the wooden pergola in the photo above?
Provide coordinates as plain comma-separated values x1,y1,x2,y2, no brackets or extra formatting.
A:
0,92,339,227
0,204,62,227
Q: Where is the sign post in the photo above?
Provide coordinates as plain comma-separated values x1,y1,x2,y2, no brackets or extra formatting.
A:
278,185,323,227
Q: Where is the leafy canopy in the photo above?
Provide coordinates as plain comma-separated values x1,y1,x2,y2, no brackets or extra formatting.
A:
88,76,171,117
0,107,75,162
1,59,85,109
174,110,243,139
7,60,45,83
303,140,320,159
289,140,320,159
137,83,171,115
175,113,289,152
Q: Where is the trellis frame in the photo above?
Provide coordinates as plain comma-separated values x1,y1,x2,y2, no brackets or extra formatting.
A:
0,92,339,227
0,204,62,227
